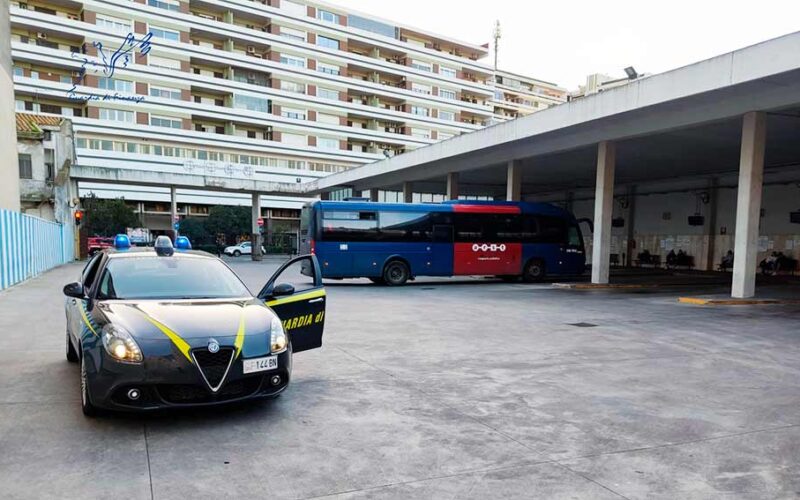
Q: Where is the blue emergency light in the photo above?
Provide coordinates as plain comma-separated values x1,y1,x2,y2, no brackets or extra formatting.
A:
175,236,192,250
114,234,131,249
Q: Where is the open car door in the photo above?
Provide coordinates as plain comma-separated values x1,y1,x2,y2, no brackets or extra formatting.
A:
258,255,326,353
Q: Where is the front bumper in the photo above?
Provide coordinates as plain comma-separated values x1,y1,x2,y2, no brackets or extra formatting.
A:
85,347,293,411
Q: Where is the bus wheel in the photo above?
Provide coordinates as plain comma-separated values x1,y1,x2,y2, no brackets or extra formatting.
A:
523,259,546,282
369,277,386,285
383,261,410,286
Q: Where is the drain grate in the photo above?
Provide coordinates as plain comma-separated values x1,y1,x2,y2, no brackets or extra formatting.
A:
568,322,598,328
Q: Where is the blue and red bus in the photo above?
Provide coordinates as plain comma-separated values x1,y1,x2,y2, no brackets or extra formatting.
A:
300,200,586,285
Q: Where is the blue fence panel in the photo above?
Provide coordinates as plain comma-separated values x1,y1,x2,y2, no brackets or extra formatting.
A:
0,209,75,291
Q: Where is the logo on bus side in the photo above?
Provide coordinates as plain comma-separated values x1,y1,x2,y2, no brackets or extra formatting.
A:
472,244,507,252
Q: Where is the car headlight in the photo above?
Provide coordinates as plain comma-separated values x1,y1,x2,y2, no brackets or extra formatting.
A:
270,316,287,354
101,324,143,363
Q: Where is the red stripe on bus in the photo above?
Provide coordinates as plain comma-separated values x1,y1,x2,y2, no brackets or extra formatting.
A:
451,205,521,214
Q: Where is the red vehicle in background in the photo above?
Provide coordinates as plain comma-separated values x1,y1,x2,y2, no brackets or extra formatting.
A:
87,237,115,256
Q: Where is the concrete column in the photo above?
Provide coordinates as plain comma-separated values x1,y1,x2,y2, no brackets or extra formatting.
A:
369,188,379,202
402,182,413,203
0,0,20,211
591,141,616,284
625,185,636,268
732,111,766,298
170,186,178,240
506,160,522,201
251,193,263,261
446,172,459,200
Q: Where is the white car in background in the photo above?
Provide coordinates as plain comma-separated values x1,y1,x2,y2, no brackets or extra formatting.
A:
223,241,266,257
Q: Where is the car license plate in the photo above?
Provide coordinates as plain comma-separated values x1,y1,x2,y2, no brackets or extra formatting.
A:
243,355,278,374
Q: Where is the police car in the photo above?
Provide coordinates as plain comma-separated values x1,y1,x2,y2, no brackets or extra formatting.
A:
63,235,326,416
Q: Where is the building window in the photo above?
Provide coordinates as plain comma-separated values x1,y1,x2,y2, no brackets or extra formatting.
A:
317,87,339,100
282,132,306,147
149,86,182,100
317,9,339,24
233,94,270,113
439,66,457,78
148,0,180,11
150,115,183,128
98,108,134,123
410,60,432,72
317,62,339,75
410,105,429,117
150,26,181,42
280,80,306,94
13,66,24,77
44,149,54,181
18,154,33,179
410,128,430,139
438,110,455,121
281,0,306,16
280,55,306,68
281,108,307,120
96,14,131,33
411,83,432,94
439,88,457,100
149,55,182,70
98,77,133,93
40,104,62,114
317,35,340,50
280,27,306,42
318,137,339,150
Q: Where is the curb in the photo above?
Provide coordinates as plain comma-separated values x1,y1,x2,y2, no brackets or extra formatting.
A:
678,297,800,305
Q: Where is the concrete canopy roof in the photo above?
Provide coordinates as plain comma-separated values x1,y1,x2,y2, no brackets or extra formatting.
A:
308,31,800,196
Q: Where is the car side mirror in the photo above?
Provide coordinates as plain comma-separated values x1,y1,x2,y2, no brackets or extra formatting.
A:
272,283,295,297
63,282,85,299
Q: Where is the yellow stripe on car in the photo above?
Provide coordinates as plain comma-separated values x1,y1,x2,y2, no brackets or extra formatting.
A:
79,303,98,337
265,288,326,307
234,308,246,358
141,315,194,364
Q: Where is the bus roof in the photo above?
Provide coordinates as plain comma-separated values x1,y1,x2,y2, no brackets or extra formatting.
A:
309,200,575,218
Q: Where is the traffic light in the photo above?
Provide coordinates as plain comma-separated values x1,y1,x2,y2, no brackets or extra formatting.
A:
74,210,83,226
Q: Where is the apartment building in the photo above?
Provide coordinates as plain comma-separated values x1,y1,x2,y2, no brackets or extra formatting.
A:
8,0,554,229
491,70,567,121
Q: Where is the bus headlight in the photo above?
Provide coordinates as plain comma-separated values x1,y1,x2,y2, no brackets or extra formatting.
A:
101,324,143,363
270,316,288,354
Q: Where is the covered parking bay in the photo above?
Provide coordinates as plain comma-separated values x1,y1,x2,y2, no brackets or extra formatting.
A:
310,32,800,299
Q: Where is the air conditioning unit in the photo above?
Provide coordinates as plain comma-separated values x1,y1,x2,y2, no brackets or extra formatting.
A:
37,32,47,39
246,46,256,54
688,215,705,226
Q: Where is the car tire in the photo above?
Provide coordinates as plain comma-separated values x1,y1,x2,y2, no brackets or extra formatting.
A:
80,355,98,417
523,259,546,282
66,332,79,363
233,250,241,257
368,277,386,285
383,260,410,286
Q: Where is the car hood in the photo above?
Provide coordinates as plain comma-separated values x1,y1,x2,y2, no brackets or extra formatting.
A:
95,297,275,341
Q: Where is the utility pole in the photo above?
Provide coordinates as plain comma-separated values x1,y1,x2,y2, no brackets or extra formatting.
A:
493,20,501,72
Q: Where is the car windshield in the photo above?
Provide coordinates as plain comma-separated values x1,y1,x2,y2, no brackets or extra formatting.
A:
96,257,251,300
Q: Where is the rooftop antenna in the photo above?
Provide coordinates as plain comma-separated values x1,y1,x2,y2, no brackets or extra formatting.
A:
493,20,501,72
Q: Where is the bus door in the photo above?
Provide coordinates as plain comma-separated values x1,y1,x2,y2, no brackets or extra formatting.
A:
563,223,586,274
452,208,522,276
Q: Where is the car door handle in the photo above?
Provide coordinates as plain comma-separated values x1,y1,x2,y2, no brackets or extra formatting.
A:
308,298,325,304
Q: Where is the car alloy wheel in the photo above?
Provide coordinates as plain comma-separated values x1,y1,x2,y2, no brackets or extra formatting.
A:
233,250,241,257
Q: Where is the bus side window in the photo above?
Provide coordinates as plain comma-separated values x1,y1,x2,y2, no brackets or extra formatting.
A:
567,225,583,247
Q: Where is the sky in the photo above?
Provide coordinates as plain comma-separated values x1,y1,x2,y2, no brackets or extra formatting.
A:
324,0,800,90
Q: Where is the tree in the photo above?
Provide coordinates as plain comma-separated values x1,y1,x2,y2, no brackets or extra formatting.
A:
82,195,139,236
204,205,251,245
178,217,211,245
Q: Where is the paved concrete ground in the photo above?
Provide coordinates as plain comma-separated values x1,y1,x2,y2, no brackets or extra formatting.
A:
1,257,799,499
